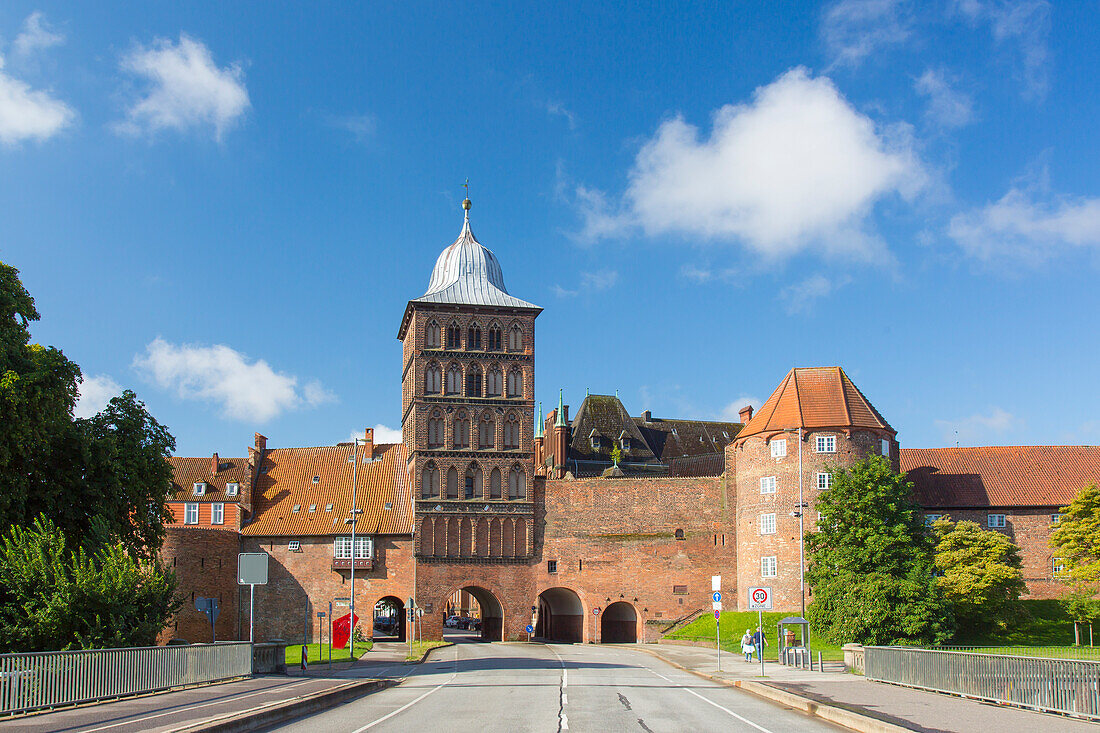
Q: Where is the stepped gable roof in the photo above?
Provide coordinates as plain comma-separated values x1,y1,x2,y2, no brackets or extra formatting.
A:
168,456,249,502
901,446,1100,509
241,442,411,537
633,416,743,461
736,366,894,443
568,394,658,464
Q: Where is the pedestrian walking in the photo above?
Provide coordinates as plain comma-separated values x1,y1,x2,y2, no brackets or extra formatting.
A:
740,629,754,662
752,627,768,662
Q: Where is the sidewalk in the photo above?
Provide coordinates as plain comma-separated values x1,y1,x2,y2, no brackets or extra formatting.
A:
647,642,1099,733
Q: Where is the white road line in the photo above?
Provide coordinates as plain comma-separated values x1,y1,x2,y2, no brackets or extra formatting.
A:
646,668,775,733
349,646,458,732
79,678,318,732
546,644,569,733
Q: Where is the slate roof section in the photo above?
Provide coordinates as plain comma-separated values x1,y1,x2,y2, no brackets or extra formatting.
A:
568,395,657,464
241,442,412,537
167,456,249,503
736,366,894,442
901,446,1100,508
633,416,743,462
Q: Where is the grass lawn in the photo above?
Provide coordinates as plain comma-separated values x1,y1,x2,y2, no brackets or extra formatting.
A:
285,641,372,667
666,610,845,661
405,640,449,662
953,599,1082,646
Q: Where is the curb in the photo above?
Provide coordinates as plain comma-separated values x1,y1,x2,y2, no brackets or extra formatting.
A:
167,679,395,733
405,641,454,664
635,646,911,733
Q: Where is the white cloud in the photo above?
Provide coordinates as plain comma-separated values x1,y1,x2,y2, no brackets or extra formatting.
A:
914,69,974,128
580,269,618,290
352,425,403,444
117,34,249,140
13,12,63,57
551,284,578,298
75,374,122,419
935,407,1020,445
721,396,762,422
779,274,850,314
327,113,375,142
545,101,577,130
133,338,334,422
578,68,925,261
0,54,74,144
955,0,1050,100
948,187,1100,263
821,0,912,68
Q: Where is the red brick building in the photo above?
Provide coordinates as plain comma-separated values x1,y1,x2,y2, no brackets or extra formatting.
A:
158,201,1100,644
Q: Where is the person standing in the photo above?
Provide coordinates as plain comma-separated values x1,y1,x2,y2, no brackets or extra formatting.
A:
740,629,754,662
752,627,768,662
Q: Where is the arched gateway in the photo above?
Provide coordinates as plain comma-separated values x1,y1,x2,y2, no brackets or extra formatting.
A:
600,601,638,643
536,587,584,643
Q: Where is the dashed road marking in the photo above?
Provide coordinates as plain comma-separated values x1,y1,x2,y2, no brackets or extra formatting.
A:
350,647,459,732
645,667,775,733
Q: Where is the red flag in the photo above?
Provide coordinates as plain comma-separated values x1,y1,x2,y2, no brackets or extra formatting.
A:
332,611,359,649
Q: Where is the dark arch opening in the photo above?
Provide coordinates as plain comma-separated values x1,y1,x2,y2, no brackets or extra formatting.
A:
601,601,637,643
445,585,504,641
373,595,406,641
536,587,583,643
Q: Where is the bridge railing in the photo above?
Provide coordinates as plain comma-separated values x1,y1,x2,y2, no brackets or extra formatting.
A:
864,645,1100,720
0,642,252,716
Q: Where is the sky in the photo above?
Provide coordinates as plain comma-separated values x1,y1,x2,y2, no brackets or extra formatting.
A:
3,1,1100,456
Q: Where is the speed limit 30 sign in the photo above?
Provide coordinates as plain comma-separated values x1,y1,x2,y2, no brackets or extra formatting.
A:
748,586,772,610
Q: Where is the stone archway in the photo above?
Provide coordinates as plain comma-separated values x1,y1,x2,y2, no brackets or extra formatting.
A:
448,585,505,641
536,587,584,643
373,595,406,641
601,601,637,643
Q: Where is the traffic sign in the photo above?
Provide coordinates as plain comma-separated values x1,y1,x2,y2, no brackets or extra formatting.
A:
593,607,601,616
712,591,722,603
195,596,219,624
238,553,269,585
748,586,772,610
526,624,534,633
711,575,721,591
714,610,720,620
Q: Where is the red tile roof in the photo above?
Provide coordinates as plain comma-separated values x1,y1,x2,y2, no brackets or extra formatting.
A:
241,443,411,537
167,456,249,503
736,367,894,442
901,446,1100,508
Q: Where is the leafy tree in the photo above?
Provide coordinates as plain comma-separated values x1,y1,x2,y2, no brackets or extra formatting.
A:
931,518,1027,632
806,455,953,646
0,516,180,652
1050,483,1100,624
611,443,623,467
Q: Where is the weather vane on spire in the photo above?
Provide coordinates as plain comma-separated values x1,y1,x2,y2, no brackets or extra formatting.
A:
462,178,471,212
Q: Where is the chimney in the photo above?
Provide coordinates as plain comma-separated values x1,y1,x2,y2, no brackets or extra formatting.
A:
254,433,267,452
211,452,219,476
362,427,374,459
739,405,754,424
641,410,652,422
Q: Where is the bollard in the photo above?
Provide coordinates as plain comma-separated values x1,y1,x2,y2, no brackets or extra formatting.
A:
301,645,308,670
818,651,823,672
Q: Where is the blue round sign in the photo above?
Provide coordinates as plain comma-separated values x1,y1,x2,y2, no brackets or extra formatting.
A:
712,591,722,602
525,624,534,633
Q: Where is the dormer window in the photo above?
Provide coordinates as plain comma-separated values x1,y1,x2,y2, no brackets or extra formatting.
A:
292,504,301,513
308,504,316,512
589,430,601,451
621,437,630,451
226,482,239,497
325,503,334,512
192,482,207,496
312,476,320,484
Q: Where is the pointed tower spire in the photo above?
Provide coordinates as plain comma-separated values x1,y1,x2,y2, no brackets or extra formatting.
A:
535,402,543,439
462,178,471,224
555,389,566,427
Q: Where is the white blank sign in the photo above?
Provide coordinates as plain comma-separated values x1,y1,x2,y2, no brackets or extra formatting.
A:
238,553,269,585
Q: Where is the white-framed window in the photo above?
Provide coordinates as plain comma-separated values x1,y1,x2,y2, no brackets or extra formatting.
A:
226,482,239,497
924,514,942,526
325,503,334,512
770,439,787,458
192,482,206,496
333,535,373,560
292,504,301,513
289,540,301,552
815,435,836,453
881,439,891,457
760,476,777,494
816,472,832,490
1051,514,1063,524
1053,557,1066,577
211,503,224,525
759,513,777,535
987,514,1006,528
184,503,199,524
761,556,777,578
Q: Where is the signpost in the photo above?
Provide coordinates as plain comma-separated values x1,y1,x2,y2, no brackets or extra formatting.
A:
712,576,722,670
748,586,772,678
195,597,219,642
237,553,269,643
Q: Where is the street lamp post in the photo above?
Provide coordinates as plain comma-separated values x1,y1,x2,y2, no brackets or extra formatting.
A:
346,438,364,659
783,427,807,619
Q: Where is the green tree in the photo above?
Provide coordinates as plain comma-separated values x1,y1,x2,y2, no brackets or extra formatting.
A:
931,518,1027,633
0,516,180,652
1050,483,1100,625
806,455,953,646
611,443,623,467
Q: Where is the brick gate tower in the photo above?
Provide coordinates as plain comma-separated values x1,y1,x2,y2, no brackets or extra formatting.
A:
397,197,542,640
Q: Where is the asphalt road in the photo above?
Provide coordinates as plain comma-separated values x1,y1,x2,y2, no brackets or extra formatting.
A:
268,637,847,733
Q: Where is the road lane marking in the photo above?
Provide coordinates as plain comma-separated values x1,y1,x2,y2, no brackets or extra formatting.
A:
349,645,458,732
546,644,569,733
646,668,775,733
79,678,319,732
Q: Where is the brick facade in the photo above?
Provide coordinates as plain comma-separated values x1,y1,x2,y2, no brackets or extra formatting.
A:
158,528,241,643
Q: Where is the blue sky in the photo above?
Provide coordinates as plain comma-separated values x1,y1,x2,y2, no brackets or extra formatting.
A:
3,1,1100,456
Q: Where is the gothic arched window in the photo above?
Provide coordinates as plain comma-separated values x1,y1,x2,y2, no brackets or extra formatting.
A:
504,414,520,449
446,467,459,499
490,468,502,499
454,411,470,448
479,412,496,449
488,323,503,351
421,462,439,498
507,324,523,351
446,363,462,395
508,465,526,500
467,323,482,351
424,362,441,394
507,368,522,398
466,363,482,397
465,463,483,499
425,320,441,348
427,411,444,448
446,322,461,349
486,366,502,397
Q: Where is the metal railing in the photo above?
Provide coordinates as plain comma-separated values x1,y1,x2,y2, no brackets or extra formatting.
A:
0,642,252,716
865,646,1100,720
934,645,1100,661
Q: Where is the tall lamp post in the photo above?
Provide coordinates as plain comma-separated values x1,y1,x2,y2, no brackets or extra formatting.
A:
783,427,807,619
345,438,365,659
